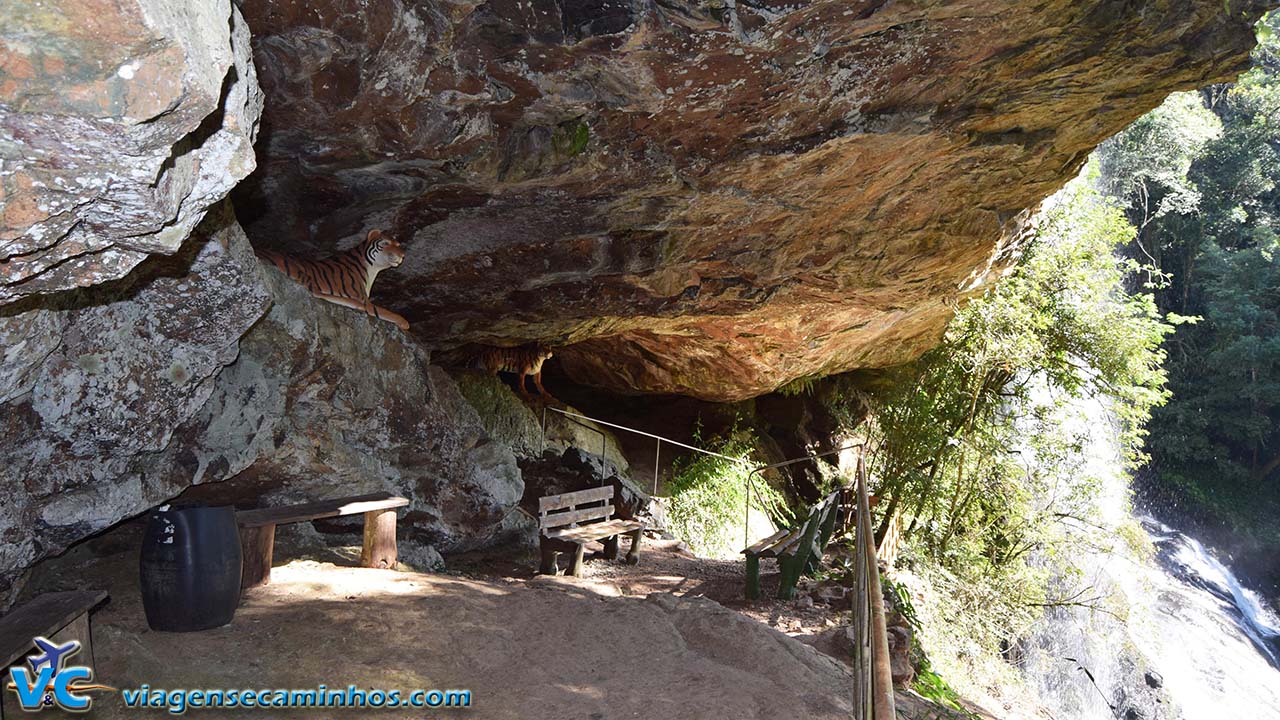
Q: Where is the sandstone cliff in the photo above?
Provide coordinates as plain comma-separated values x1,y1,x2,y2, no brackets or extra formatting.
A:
233,0,1272,400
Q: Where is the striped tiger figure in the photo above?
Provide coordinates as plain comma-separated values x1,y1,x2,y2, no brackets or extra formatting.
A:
480,344,555,400
256,229,410,330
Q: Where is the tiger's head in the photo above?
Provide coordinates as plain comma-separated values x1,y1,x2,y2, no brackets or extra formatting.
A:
363,229,406,269
534,344,554,362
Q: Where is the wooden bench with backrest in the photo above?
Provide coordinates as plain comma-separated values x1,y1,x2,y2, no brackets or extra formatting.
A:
0,591,108,719
538,486,644,577
742,491,841,600
237,492,409,589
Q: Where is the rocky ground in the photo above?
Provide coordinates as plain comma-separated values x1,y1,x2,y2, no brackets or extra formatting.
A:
12,520,995,720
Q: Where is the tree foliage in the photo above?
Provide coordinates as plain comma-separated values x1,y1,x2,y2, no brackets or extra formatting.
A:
663,426,791,559
851,173,1172,658
1095,11,1280,543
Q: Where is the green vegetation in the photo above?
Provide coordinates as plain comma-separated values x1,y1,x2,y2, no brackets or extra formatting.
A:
840,170,1172,694
663,427,791,559
882,577,976,716
1096,11,1280,552
554,119,591,157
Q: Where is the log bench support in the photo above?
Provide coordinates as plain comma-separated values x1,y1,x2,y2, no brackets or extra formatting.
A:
538,486,644,577
742,491,841,600
237,493,410,590
0,591,108,720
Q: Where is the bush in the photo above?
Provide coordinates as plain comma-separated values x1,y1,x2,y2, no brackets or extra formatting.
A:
663,427,791,559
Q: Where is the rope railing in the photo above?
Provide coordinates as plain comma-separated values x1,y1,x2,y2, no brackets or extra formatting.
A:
539,405,754,494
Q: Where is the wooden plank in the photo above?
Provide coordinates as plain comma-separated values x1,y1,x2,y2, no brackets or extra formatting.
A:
859,469,897,719
237,493,409,528
360,509,398,569
538,486,614,513
0,591,108,668
544,519,643,543
539,504,613,529
759,526,804,558
742,528,791,556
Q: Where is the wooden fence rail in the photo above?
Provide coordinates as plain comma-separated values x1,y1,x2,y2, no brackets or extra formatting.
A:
851,454,897,720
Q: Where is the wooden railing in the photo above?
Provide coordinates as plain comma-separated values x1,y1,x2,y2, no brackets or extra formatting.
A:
851,454,897,720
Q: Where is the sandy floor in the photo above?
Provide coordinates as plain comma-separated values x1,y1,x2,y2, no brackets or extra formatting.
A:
10,524,964,719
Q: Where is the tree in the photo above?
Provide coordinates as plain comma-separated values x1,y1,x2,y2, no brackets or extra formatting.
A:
1095,11,1280,544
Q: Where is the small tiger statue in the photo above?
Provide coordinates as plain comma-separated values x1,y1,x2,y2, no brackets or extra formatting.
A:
480,344,555,400
256,229,410,330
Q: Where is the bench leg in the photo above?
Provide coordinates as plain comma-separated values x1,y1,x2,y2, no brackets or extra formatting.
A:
778,557,799,600
361,508,398,569
539,539,562,575
52,612,93,665
240,524,275,590
569,543,587,577
602,534,620,561
745,554,761,601
625,528,642,565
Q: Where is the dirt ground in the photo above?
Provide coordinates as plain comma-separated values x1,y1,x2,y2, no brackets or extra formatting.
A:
448,536,857,638
11,523,973,719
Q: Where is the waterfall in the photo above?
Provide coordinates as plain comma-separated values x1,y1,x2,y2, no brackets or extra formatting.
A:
1018,395,1280,719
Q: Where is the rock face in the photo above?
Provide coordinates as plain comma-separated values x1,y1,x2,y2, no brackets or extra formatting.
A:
0,0,261,303
451,369,630,472
233,0,1271,400
0,203,270,606
0,203,523,608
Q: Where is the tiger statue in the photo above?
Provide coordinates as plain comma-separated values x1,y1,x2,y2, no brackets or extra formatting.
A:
479,344,556,400
256,229,410,330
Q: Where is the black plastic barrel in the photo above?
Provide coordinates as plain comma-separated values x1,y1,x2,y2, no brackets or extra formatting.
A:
139,504,242,632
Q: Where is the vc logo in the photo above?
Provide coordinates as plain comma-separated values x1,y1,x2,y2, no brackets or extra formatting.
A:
5,637,114,713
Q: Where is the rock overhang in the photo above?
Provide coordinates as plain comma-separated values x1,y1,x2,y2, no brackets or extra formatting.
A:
228,0,1274,401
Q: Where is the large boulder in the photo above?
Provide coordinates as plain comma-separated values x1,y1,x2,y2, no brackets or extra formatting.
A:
233,0,1273,400
201,262,525,554
0,203,523,608
0,0,261,303
0,203,271,606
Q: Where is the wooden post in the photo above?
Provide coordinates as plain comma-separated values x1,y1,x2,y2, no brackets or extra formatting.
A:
778,556,797,599
858,465,897,719
539,540,561,575
569,543,587,577
625,528,642,565
52,613,92,666
239,524,275,590
360,509,398,569
745,554,761,600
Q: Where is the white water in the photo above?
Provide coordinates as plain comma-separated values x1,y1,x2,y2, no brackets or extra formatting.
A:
1020,397,1280,719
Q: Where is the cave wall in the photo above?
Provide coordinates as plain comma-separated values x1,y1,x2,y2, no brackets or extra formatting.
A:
233,0,1273,401
0,202,524,608
1,0,261,303
1,0,1276,606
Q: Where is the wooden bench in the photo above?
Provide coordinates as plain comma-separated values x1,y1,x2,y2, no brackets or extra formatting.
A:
1,591,108,718
538,486,644,577
237,492,410,589
742,491,841,600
